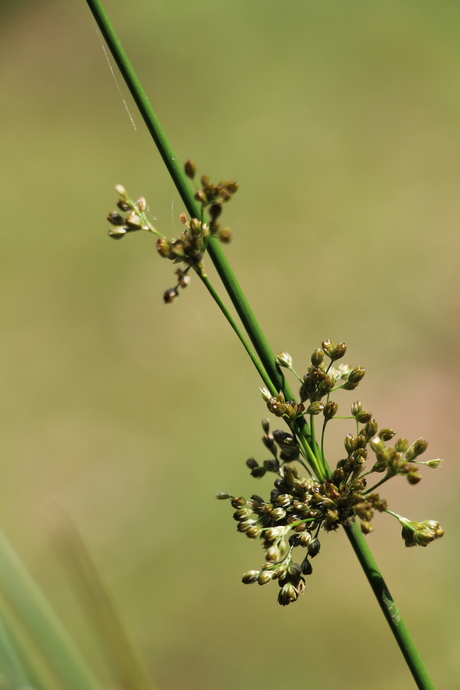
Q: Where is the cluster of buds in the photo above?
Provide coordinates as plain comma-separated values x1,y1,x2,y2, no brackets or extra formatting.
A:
217,472,322,606
369,435,441,485
218,341,444,606
107,161,237,303
107,185,152,240
398,517,444,547
185,159,237,244
260,389,305,420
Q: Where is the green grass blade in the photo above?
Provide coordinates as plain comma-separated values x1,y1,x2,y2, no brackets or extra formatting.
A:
0,613,33,689
0,596,63,690
0,530,102,690
50,509,153,690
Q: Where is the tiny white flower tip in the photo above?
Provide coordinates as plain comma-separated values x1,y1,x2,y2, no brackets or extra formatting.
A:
260,387,271,401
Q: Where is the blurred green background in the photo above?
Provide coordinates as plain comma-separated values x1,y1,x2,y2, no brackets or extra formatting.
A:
2,0,460,688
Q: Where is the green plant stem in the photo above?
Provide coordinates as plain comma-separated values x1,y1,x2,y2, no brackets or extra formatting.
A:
345,521,434,690
199,274,276,394
85,2,435,687
86,0,287,397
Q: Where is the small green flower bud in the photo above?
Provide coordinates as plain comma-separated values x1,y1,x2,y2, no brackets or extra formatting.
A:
331,342,347,361
306,401,324,415
189,218,202,235
395,438,409,453
351,401,362,417
223,180,238,195
251,466,267,478
292,522,308,533
115,184,127,197
246,526,262,539
275,494,292,508
107,211,125,226
178,274,191,288
348,366,365,384
163,288,178,304
260,387,271,402
171,240,185,257
125,212,142,229
405,438,429,461
288,563,302,579
323,401,338,421
108,226,127,240
370,436,385,453
184,159,197,179
332,467,345,484
321,340,334,357
117,199,130,212
363,419,378,439
218,228,232,243
278,583,298,606
270,507,286,521
242,570,259,584
308,537,321,558
379,428,396,441
406,472,422,485
209,203,222,220
249,494,264,507
343,367,365,389
301,557,313,575
233,508,252,521
352,402,372,423
156,238,173,258
266,546,280,562
215,492,231,500
425,458,443,468
265,527,284,542
231,496,247,508
360,521,374,535
246,457,258,469
344,434,356,455
194,189,207,204
311,349,324,366
356,434,367,449
276,352,293,368
257,570,273,585
203,183,217,199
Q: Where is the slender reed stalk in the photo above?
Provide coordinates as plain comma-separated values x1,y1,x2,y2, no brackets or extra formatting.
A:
85,1,437,688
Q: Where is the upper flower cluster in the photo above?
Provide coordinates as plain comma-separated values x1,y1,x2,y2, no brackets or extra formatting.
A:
106,161,237,303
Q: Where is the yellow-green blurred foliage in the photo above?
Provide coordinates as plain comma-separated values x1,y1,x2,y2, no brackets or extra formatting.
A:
2,1,460,688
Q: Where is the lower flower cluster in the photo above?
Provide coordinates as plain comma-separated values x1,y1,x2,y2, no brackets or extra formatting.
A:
217,341,444,606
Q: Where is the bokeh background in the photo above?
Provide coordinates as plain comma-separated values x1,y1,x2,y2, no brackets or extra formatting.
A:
2,1,460,688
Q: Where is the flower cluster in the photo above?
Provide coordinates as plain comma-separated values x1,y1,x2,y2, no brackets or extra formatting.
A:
218,341,444,606
106,162,237,303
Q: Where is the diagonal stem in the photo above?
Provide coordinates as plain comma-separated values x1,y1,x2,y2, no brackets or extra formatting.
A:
345,521,434,690
84,2,435,687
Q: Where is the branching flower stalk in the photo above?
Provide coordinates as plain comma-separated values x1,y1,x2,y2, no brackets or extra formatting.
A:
86,1,444,688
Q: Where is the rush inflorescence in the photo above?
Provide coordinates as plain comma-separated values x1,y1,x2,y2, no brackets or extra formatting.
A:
106,161,237,303
217,341,444,606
